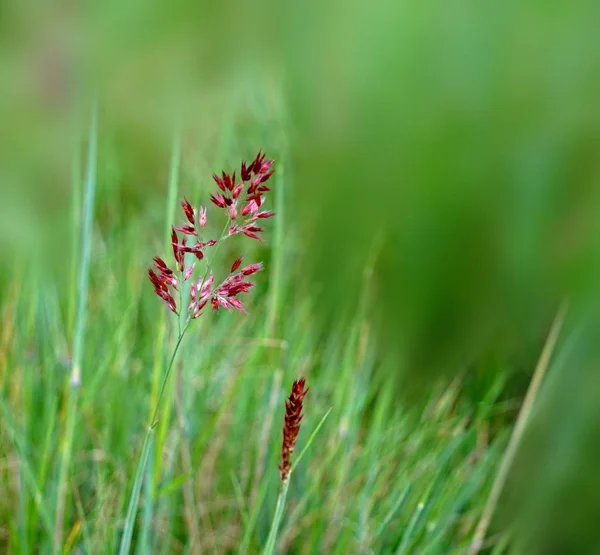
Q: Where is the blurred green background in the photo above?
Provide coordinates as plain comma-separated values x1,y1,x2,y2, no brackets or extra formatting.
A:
1,0,600,553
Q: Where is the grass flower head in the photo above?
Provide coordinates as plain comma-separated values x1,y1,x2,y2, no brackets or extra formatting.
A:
279,378,309,483
148,151,275,319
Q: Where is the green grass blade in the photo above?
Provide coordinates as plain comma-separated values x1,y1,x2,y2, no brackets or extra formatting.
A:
291,407,332,474
262,480,290,555
53,103,98,553
0,396,53,535
375,483,412,539
120,331,186,554
120,433,154,555
142,132,182,554
238,472,271,555
264,155,285,338
395,430,473,555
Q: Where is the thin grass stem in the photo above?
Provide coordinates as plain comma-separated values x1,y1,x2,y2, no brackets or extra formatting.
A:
262,480,290,555
119,329,187,555
147,133,182,532
469,301,568,553
53,103,97,553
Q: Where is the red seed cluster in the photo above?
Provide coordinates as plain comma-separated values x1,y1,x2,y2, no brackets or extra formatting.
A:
148,257,178,314
209,258,263,313
148,152,275,318
210,150,275,242
279,378,309,483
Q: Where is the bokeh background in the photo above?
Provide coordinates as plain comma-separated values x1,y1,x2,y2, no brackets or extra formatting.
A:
1,1,600,553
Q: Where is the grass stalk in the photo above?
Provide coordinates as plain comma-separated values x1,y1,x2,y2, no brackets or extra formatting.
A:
53,103,98,553
141,132,182,553
67,130,82,338
469,301,568,553
262,480,290,555
264,158,285,339
119,329,187,555
150,132,181,429
0,396,53,535
251,369,283,507
175,355,202,553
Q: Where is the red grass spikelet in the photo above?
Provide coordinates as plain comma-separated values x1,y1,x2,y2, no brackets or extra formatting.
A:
249,150,266,174
213,173,226,192
182,198,195,224
148,266,178,314
233,183,244,199
241,262,262,276
183,264,195,281
173,224,196,235
231,257,243,273
198,206,207,228
241,161,252,181
210,193,227,208
241,201,258,217
224,171,235,191
279,378,308,483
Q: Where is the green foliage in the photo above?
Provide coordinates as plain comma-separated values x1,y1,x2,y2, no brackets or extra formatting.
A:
1,3,598,551
0,119,506,553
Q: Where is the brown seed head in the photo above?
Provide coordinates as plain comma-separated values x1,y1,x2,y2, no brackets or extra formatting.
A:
279,378,308,483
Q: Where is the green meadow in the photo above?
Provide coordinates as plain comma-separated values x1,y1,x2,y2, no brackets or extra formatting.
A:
2,2,600,553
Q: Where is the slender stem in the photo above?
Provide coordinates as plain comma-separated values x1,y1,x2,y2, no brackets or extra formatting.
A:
263,480,290,555
53,103,97,553
177,270,183,337
469,301,568,553
69,102,98,389
204,217,230,269
150,329,187,427
264,158,284,339
119,328,187,555
202,218,231,282
137,133,182,553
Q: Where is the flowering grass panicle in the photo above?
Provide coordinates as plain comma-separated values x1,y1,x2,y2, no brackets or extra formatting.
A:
147,150,275,318
279,378,309,483
121,151,275,555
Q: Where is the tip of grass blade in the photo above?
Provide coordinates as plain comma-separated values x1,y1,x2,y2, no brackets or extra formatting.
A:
290,407,332,477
